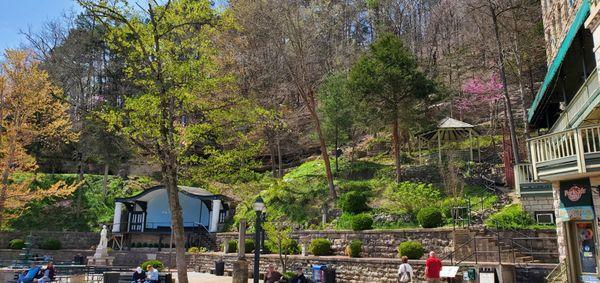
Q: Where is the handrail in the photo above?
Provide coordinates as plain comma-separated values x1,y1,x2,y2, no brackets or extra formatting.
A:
550,68,599,132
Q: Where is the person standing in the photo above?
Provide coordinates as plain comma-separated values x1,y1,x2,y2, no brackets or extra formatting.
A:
425,251,442,283
397,256,414,282
264,264,282,283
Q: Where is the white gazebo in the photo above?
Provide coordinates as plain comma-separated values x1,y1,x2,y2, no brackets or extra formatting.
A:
417,117,480,163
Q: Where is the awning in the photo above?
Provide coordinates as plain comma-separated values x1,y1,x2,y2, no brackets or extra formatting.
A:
528,0,591,122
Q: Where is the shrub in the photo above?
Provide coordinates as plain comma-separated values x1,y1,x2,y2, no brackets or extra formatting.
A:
383,181,442,214
265,239,300,255
244,239,255,253
226,240,238,253
417,207,444,228
9,239,25,250
350,213,373,231
140,260,164,271
398,241,424,259
338,191,370,214
188,247,200,253
40,239,61,250
345,240,362,258
309,238,332,256
440,198,468,219
485,204,535,229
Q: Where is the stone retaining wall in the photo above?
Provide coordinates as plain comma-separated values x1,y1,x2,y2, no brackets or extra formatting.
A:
217,228,455,258
0,231,99,250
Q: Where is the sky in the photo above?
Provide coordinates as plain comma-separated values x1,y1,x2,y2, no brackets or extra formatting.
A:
0,0,81,53
0,0,228,54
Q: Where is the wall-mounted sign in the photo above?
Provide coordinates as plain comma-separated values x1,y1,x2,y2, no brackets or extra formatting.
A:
559,178,594,221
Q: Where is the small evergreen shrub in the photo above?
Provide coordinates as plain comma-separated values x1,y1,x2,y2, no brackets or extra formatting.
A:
9,239,25,250
309,238,332,256
338,191,370,214
245,239,255,253
485,204,535,229
417,207,444,228
398,241,424,259
345,240,362,258
350,213,373,231
188,247,200,253
140,260,164,271
41,239,61,250
226,240,238,253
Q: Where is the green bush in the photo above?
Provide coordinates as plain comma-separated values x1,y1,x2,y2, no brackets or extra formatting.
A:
309,238,332,256
417,207,444,228
398,241,424,259
188,247,200,253
245,239,255,253
350,213,373,231
9,239,25,250
265,239,300,255
383,181,442,214
338,191,370,214
40,239,61,250
226,240,238,253
140,260,164,271
485,204,535,229
440,198,468,219
346,240,362,258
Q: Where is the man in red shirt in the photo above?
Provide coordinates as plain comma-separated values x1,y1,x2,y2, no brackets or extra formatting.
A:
425,251,442,282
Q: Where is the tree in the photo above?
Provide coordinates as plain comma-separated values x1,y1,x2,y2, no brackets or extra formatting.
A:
317,73,354,173
263,210,295,273
78,1,237,282
349,34,436,182
0,50,79,228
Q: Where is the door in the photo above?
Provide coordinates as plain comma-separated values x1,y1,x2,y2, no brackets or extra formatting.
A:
129,212,145,232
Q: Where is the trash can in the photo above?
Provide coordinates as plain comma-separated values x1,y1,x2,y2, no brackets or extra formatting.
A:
312,265,325,283
323,267,336,283
215,261,225,276
103,272,120,283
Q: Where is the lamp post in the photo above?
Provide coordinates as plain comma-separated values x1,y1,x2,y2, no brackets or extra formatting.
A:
253,196,266,283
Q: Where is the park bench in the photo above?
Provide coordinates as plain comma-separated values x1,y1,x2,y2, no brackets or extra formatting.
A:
209,267,234,276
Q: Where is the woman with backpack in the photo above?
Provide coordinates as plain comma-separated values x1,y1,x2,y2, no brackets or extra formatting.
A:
397,256,414,283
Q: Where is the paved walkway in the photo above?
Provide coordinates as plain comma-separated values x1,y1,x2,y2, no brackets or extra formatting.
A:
175,272,253,283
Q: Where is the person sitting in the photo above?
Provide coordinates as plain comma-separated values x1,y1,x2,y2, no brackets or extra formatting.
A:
131,267,146,283
290,267,308,283
18,262,41,283
264,264,282,283
145,265,159,283
38,261,56,283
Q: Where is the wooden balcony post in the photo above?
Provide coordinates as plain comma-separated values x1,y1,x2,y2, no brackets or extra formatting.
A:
574,129,587,173
514,164,521,195
529,141,539,180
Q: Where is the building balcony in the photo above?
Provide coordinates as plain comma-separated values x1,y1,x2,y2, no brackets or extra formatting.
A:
550,69,600,133
529,124,600,180
513,163,552,195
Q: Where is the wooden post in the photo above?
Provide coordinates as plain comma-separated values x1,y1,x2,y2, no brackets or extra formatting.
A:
438,130,442,164
469,129,474,162
233,220,249,283
238,219,246,258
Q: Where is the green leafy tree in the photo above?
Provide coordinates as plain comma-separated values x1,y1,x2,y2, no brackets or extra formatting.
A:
77,1,239,282
317,73,354,173
349,34,436,182
263,210,294,273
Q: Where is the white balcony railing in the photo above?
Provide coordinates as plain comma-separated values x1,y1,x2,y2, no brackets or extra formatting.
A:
551,69,599,132
513,163,552,195
529,124,600,179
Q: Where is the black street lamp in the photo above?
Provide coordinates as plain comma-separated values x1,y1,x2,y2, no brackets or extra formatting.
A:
253,196,266,283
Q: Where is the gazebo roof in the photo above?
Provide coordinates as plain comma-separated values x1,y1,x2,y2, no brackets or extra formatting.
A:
418,117,478,142
438,117,474,129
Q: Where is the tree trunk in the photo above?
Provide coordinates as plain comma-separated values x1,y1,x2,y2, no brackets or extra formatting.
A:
306,92,336,200
491,9,521,164
334,124,339,174
162,161,187,283
277,137,283,178
102,163,109,200
76,152,84,217
392,118,401,183
269,142,276,177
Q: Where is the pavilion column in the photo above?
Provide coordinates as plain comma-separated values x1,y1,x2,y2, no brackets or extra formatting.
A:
112,202,123,233
209,199,221,233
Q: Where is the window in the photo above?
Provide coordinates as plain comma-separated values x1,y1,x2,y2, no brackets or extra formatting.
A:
535,212,555,224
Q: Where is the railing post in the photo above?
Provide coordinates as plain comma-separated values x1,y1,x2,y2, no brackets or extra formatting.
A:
496,224,501,264
574,129,587,173
514,164,521,195
529,141,539,180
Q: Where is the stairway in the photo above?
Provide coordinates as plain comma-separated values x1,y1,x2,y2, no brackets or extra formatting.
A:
452,229,538,264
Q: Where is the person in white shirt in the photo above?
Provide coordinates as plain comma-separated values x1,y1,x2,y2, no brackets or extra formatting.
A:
397,256,414,283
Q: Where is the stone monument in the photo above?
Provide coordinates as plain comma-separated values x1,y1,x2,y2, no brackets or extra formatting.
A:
87,225,115,266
